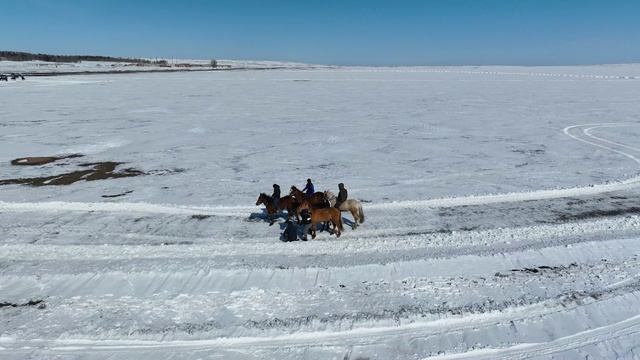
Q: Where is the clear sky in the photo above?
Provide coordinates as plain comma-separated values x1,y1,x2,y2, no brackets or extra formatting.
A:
1,0,639,66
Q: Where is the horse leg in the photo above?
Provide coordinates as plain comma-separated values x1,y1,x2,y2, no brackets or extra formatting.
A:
295,208,301,223
311,223,317,240
350,209,358,229
324,221,332,234
333,219,341,237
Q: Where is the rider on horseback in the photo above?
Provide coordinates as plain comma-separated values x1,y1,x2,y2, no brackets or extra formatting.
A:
272,184,281,210
302,178,314,199
335,183,348,208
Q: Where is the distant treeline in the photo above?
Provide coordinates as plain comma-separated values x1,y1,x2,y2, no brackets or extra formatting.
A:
0,51,159,64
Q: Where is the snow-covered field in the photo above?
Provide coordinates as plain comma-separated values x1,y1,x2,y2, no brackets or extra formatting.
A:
0,59,325,75
1,65,640,359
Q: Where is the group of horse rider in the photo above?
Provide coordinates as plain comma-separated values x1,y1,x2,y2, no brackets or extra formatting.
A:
255,177,364,241
272,179,347,211
272,179,348,242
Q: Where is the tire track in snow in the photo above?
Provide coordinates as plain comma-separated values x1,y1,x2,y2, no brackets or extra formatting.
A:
584,124,640,153
4,236,640,299
3,239,640,355
428,314,640,360
4,284,640,355
564,123,640,165
373,123,640,209
4,216,640,262
0,200,254,217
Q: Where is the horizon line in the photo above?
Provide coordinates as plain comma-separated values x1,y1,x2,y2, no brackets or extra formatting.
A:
1,49,639,68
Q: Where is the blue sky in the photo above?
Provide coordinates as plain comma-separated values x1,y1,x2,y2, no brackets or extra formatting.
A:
1,0,639,65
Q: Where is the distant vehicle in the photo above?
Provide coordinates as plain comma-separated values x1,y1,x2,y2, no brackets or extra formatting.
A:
2,73,25,81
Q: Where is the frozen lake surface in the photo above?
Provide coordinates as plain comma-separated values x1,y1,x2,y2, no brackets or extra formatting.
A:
2,65,640,359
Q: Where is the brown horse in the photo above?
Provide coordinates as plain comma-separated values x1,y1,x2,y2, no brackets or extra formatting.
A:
310,207,343,239
279,195,300,221
290,186,327,205
290,185,328,217
256,193,278,224
256,193,299,223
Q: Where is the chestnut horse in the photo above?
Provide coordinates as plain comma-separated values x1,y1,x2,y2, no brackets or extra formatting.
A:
256,193,299,223
310,207,343,239
290,185,329,216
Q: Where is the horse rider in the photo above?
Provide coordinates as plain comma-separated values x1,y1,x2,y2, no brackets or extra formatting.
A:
299,208,312,241
272,184,281,210
302,178,315,198
335,183,348,208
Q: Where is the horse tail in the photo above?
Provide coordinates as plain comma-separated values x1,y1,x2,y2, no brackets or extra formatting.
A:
358,203,365,223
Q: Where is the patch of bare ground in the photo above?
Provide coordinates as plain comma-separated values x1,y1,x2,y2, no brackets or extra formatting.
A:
102,190,134,198
10,154,84,166
558,207,640,221
1,158,145,186
0,299,46,309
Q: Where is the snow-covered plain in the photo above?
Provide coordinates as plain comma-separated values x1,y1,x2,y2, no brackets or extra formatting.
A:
1,65,640,359
0,59,326,75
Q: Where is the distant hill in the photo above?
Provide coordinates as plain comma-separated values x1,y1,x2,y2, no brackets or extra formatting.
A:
0,51,157,64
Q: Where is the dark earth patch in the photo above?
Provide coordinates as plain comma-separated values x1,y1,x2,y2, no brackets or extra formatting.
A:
436,191,640,231
1,161,145,186
511,148,545,155
102,190,134,198
557,207,640,221
10,154,84,166
157,241,194,246
0,299,46,309
511,263,578,274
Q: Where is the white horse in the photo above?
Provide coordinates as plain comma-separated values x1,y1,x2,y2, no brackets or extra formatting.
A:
324,190,365,229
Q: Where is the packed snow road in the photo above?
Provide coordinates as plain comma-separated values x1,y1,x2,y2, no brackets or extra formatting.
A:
1,66,640,359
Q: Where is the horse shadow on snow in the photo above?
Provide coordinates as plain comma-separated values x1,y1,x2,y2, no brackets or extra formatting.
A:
248,210,357,239
247,209,291,226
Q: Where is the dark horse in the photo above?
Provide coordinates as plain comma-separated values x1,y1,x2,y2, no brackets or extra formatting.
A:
256,193,300,224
